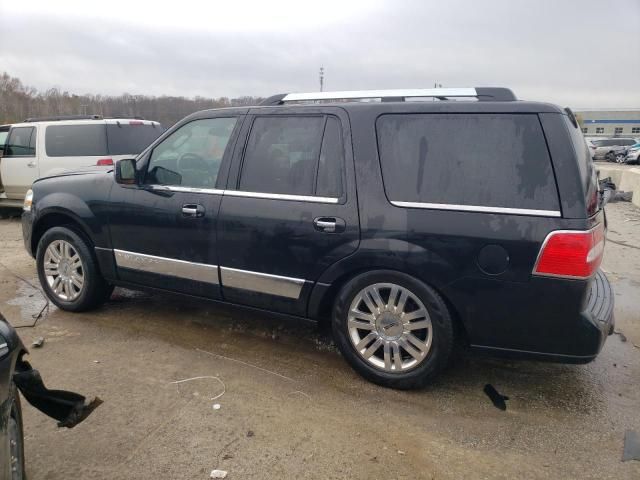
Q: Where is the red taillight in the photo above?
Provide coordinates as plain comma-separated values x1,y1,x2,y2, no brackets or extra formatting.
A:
533,224,605,279
96,158,114,166
129,121,144,125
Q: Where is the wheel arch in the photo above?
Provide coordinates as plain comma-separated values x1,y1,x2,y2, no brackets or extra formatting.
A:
308,264,469,344
32,208,95,256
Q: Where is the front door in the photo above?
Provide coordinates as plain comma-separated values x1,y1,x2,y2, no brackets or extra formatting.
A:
217,109,360,316
108,115,242,299
1,126,38,199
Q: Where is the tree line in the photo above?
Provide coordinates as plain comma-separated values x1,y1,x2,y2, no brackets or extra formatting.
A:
0,72,263,127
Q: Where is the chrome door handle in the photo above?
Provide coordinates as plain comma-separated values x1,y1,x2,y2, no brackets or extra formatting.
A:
313,217,346,233
182,204,205,218
27,161,37,168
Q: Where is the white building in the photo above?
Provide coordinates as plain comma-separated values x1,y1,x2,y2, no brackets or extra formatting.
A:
576,108,640,138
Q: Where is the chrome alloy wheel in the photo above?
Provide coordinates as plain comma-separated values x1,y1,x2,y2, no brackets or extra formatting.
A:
347,283,433,372
43,240,84,301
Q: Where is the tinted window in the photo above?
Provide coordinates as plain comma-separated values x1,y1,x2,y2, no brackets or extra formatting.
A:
146,117,237,188
4,127,35,156
45,125,107,157
239,116,325,196
377,114,559,210
106,123,163,155
316,116,344,197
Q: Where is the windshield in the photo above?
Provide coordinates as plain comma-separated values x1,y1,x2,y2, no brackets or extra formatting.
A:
106,123,163,156
0,130,8,148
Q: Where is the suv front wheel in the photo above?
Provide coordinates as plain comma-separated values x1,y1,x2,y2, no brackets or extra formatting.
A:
332,270,454,389
36,226,113,312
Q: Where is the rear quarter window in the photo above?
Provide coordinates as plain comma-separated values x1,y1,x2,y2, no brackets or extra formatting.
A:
45,124,107,157
106,123,163,155
376,114,560,212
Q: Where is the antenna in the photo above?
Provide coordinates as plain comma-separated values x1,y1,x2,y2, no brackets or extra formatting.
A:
319,66,325,92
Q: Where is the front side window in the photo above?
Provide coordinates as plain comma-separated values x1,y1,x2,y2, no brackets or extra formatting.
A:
4,127,35,156
45,125,107,157
238,115,344,198
376,114,559,211
146,117,237,188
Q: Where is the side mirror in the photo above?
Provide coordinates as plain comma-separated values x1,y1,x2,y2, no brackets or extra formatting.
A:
115,158,137,185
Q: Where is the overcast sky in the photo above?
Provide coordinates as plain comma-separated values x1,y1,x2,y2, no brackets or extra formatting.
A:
1,0,638,108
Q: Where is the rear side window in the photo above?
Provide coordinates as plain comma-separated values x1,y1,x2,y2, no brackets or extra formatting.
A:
45,125,107,157
376,114,559,211
106,123,163,155
4,127,35,156
239,116,329,196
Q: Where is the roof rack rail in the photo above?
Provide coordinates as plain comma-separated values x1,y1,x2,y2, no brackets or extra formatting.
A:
106,115,146,120
260,87,516,106
24,114,103,122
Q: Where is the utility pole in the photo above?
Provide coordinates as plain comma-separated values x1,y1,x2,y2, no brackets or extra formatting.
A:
319,67,325,92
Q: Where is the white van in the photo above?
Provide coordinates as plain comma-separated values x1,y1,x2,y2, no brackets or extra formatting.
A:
0,116,162,207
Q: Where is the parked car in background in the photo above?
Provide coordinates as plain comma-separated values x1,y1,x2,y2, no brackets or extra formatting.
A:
0,116,162,208
625,142,640,165
22,88,614,389
591,138,638,162
584,137,600,159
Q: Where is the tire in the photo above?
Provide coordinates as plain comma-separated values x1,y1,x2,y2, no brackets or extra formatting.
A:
605,152,615,162
36,226,113,312
332,270,454,389
8,385,25,480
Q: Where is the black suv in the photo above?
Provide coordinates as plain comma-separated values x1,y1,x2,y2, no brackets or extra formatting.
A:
21,88,614,389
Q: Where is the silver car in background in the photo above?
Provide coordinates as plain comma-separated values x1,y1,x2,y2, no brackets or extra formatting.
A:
591,138,638,162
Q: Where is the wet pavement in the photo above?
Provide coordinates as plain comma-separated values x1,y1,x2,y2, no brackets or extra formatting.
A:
0,204,639,479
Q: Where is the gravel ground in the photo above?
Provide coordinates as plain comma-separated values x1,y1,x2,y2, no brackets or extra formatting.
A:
0,203,639,480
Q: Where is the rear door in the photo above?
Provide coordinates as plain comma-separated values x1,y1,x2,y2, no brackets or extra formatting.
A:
0,126,37,199
217,107,359,316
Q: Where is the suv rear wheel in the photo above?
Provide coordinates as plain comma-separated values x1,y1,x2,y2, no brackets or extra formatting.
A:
36,226,113,311
332,270,454,389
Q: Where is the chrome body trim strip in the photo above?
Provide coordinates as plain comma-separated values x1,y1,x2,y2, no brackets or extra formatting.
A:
224,190,339,204
390,201,561,218
220,267,305,299
148,185,224,195
283,88,478,102
114,249,219,284
145,185,337,203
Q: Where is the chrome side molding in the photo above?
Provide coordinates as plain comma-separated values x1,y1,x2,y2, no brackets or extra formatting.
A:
145,185,338,204
114,249,219,284
390,201,561,218
220,267,305,299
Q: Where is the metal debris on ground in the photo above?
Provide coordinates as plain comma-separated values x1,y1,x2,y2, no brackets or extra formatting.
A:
210,469,228,478
622,430,640,462
32,337,45,348
483,384,509,411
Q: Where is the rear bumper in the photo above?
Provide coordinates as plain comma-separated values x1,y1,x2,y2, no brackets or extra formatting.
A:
463,270,614,363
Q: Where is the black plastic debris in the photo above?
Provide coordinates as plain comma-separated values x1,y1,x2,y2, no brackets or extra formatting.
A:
484,384,509,411
622,430,640,462
13,358,102,428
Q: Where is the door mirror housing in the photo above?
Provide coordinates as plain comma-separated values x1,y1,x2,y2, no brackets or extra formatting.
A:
115,158,137,185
